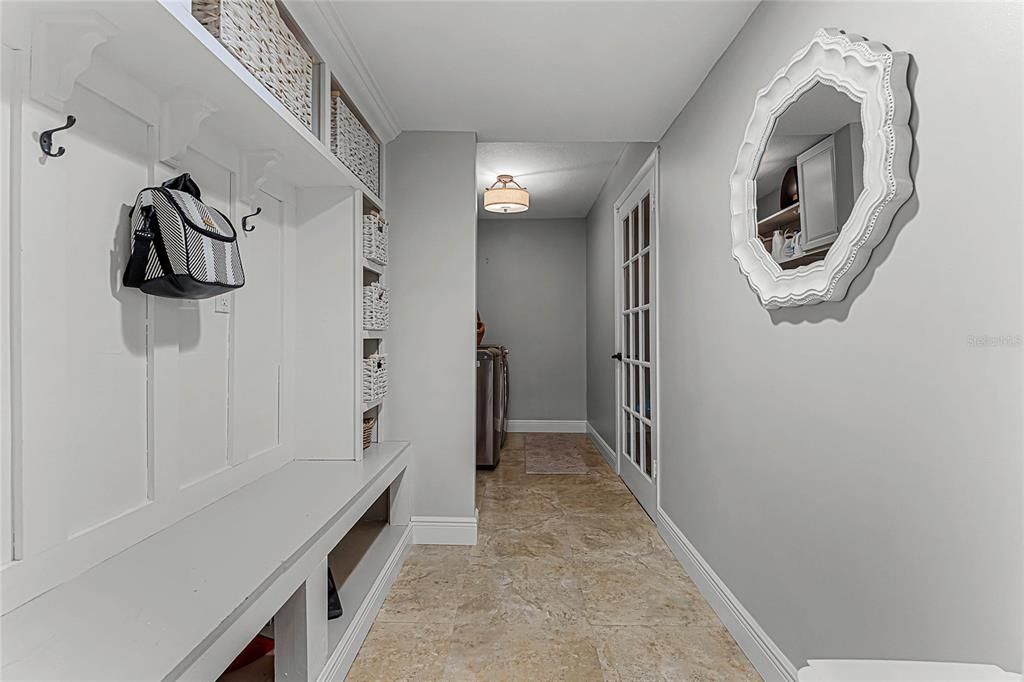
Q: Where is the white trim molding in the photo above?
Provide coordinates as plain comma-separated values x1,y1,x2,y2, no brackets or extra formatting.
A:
506,420,586,433
410,515,478,545
656,509,799,682
318,524,412,682
797,660,1021,682
285,2,401,144
730,28,914,309
585,422,617,473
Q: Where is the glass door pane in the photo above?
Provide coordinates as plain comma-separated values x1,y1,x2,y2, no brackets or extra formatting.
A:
622,217,630,264
631,206,639,257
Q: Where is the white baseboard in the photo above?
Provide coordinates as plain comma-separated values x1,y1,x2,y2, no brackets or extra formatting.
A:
585,422,617,473
410,514,478,545
798,660,1022,682
506,420,586,433
319,524,412,682
656,509,798,682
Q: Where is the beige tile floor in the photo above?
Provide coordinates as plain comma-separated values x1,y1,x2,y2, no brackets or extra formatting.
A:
347,432,760,682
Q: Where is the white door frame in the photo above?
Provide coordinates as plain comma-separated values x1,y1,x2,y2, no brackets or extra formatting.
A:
612,147,660,517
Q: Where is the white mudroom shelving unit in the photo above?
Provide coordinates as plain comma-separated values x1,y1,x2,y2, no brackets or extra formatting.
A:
1,0,407,680
359,197,390,455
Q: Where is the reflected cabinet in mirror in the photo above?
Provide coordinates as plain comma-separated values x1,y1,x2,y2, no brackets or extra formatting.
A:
730,29,914,309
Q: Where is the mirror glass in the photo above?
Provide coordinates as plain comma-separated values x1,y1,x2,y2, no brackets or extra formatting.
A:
755,83,863,269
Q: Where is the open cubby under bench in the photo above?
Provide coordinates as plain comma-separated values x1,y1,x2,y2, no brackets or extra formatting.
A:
1,442,411,681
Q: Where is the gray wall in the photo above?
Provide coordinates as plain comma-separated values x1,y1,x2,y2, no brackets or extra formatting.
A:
477,218,587,421
652,0,1020,672
585,143,657,445
384,131,478,521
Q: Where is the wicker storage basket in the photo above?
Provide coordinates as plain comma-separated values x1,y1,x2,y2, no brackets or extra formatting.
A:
362,353,388,402
362,282,389,331
331,92,381,195
193,0,313,129
362,213,388,265
362,417,376,449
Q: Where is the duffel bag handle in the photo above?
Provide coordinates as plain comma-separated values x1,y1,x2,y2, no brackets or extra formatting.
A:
161,172,201,200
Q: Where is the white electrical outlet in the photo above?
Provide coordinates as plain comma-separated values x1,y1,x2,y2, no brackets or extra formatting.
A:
214,296,232,314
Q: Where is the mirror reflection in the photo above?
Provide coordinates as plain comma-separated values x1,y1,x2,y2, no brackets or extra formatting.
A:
755,83,863,269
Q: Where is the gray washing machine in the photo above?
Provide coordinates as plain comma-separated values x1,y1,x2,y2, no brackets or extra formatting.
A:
476,348,499,467
476,345,509,467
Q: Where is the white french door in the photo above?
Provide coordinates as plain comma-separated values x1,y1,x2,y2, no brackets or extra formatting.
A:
614,156,657,518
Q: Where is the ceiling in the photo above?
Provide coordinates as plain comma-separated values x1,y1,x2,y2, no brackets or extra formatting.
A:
477,142,626,220
329,1,758,143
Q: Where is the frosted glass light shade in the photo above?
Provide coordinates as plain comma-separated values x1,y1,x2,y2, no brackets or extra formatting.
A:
484,186,530,213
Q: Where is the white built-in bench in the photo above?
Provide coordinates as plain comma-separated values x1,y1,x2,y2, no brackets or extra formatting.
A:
1,442,411,681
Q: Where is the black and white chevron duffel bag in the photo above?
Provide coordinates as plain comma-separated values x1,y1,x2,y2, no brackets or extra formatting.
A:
123,173,245,299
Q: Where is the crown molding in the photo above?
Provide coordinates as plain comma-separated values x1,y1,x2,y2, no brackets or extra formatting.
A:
283,1,401,144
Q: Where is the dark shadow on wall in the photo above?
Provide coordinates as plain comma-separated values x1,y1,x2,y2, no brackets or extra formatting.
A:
111,202,147,356
769,57,920,326
111,202,201,352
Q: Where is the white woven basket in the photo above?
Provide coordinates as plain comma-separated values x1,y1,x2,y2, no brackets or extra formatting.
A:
362,353,388,402
193,0,313,128
362,282,389,331
331,93,381,195
362,214,388,265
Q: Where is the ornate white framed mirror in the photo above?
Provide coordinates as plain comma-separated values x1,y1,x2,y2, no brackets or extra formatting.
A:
730,28,914,309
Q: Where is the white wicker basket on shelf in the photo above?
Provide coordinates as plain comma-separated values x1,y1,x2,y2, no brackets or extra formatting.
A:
193,0,313,129
362,213,388,265
375,354,389,400
331,93,381,195
362,282,389,331
362,353,388,403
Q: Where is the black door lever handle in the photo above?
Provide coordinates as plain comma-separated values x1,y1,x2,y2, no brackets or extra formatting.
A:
611,352,623,361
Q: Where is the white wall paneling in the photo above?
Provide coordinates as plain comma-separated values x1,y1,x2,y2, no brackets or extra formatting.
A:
294,187,357,461
18,81,151,556
0,9,307,614
1,1,414,678
163,148,233,489
1,44,25,567
230,189,286,465
1,80,299,614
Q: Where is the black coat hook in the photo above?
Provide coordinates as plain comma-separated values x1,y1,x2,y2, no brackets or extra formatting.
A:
40,115,76,158
241,206,261,232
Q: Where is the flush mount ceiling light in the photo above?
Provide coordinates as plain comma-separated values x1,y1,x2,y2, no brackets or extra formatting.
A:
483,174,529,214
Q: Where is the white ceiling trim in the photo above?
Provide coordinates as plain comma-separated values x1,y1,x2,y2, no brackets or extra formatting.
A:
285,1,402,143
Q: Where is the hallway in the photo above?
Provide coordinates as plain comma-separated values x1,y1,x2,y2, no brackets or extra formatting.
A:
347,432,759,681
